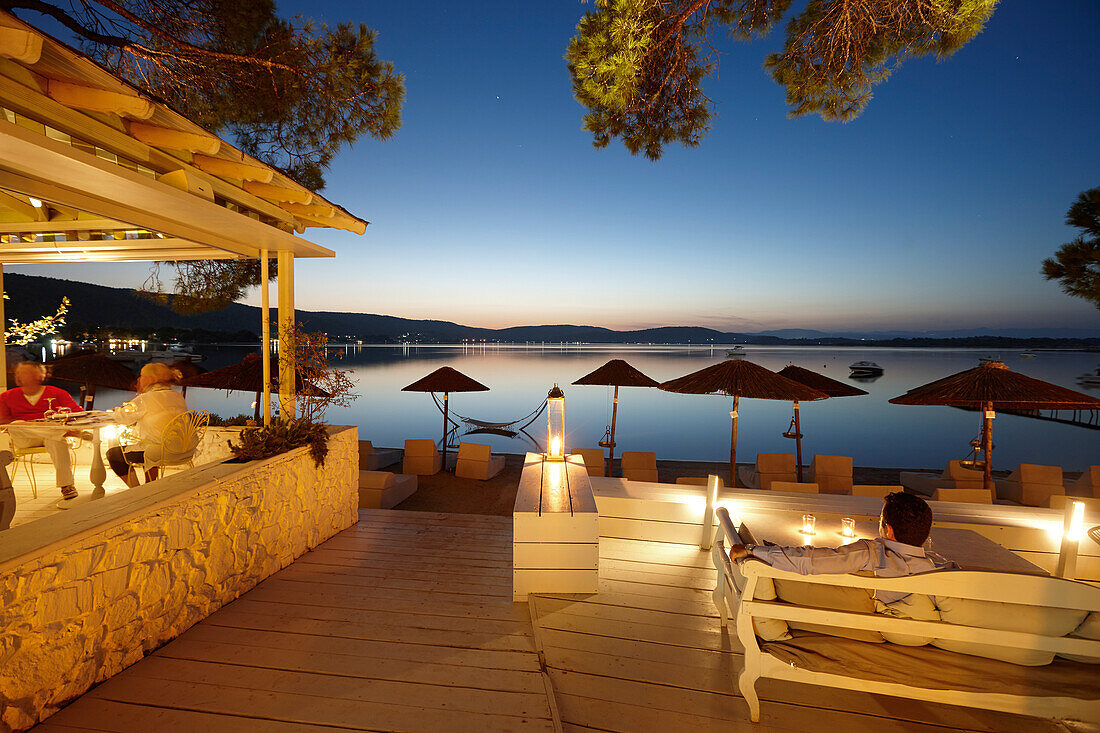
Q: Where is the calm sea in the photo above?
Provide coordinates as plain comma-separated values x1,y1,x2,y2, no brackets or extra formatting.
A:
92,345,1100,471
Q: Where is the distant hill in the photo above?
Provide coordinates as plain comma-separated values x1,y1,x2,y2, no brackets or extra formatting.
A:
5,273,1100,349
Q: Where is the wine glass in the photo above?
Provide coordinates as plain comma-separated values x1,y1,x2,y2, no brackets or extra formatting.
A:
56,406,72,423
43,397,56,420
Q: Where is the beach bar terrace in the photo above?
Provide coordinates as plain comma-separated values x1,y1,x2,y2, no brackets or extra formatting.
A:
0,12,363,729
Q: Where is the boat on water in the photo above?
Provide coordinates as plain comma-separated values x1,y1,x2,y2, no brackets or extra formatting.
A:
109,344,205,364
848,360,884,376
1078,367,1100,387
726,346,746,358
978,355,1001,365
1019,352,1037,359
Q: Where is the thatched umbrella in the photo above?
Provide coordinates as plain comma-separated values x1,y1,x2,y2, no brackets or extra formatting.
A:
573,359,660,476
167,360,207,398
889,361,1100,497
45,352,137,408
778,365,868,481
660,360,828,487
181,353,327,420
402,366,489,469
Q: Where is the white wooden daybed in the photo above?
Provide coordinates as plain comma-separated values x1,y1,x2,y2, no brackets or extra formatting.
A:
711,507,1100,725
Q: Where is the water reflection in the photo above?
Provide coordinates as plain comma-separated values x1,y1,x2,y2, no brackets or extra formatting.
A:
87,344,1098,471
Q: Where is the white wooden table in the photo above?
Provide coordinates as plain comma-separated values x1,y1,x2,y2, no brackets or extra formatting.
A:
513,452,599,600
738,510,1047,575
4,411,118,498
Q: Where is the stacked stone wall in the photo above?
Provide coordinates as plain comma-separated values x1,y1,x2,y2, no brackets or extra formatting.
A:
0,427,358,731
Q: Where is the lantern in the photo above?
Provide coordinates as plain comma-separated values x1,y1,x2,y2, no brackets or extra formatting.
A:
546,384,566,461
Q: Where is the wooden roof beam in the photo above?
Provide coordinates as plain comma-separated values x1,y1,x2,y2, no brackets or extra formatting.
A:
0,190,42,220
47,79,153,120
0,27,41,64
127,121,220,155
193,154,274,183
280,201,335,219
297,211,368,235
243,180,313,205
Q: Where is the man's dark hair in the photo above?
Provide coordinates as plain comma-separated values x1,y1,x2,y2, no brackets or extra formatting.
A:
882,492,933,546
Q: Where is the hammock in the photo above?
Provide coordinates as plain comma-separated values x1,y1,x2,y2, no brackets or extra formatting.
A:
432,393,547,432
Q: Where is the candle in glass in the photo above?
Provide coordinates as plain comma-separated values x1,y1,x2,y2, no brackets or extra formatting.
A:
801,514,816,535
841,517,856,538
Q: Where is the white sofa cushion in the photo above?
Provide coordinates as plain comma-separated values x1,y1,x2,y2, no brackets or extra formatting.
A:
876,593,939,646
1060,611,1100,663
932,597,1087,666
774,577,885,643
731,561,790,641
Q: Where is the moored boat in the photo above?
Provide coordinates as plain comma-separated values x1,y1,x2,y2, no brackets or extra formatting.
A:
848,360,884,375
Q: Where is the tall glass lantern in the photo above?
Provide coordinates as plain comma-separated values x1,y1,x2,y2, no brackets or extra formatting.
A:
546,384,566,461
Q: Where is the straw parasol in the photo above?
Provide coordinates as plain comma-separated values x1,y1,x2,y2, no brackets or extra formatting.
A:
402,366,489,468
167,360,207,397
660,360,828,486
777,365,868,481
889,361,1100,496
181,353,327,420
573,359,660,476
45,352,137,408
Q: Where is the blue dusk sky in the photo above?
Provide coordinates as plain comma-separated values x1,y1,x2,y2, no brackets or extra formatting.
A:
15,1,1100,334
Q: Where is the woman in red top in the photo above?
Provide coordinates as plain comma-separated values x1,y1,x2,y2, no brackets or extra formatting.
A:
0,361,83,499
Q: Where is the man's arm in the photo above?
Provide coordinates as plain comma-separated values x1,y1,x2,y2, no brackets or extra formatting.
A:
0,394,11,425
729,539,878,575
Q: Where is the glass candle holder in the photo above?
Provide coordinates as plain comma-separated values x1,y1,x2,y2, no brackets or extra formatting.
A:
801,514,816,535
841,517,856,538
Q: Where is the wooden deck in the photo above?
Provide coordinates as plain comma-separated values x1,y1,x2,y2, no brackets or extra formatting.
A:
32,509,1093,733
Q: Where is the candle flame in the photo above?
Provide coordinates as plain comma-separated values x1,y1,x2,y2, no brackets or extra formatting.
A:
549,435,561,457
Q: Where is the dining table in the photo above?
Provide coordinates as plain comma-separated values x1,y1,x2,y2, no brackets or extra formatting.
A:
3,410,120,499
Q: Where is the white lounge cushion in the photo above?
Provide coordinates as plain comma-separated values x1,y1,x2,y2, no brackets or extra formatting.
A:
1060,611,1100,663
876,593,939,646
931,597,1087,666
773,576,885,643
731,560,790,641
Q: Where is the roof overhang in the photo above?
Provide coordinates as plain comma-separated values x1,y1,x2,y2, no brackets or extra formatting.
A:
0,119,334,262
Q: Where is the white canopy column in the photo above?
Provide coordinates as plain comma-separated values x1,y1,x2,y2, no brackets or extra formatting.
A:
277,251,295,418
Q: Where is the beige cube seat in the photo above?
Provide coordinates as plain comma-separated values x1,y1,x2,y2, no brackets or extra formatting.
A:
359,470,417,509
851,484,904,498
454,442,505,480
932,487,993,504
998,464,1064,507
572,448,605,477
621,451,658,482
1067,466,1100,498
900,460,985,496
769,481,819,494
738,453,797,490
402,439,442,476
358,440,402,471
808,454,854,494
1049,495,1100,512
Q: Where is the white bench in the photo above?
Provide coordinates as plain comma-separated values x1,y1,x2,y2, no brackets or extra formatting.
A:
711,507,1100,724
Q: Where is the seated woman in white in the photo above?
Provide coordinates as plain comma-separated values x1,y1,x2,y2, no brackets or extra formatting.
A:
107,363,188,487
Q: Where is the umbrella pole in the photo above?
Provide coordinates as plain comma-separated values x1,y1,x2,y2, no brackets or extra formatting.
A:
983,400,994,500
609,385,619,477
254,390,261,421
442,391,449,471
730,395,739,488
794,400,803,482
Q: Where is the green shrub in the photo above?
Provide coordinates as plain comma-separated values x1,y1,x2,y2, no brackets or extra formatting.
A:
229,417,329,466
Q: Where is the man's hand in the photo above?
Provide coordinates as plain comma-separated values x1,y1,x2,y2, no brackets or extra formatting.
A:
728,543,753,561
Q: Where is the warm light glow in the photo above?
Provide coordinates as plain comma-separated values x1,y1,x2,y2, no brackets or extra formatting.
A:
801,514,816,536
549,436,561,457
841,517,856,538
545,384,566,461
28,197,42,208
1068,501,1086,541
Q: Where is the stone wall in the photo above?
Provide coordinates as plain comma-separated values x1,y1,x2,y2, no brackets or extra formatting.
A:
0,426,358,731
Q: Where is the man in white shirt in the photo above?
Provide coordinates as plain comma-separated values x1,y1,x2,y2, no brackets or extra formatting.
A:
727,492,955,607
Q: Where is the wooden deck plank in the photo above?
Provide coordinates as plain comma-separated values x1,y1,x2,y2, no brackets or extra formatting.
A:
204,607,536,652
88,677,554,732
111,656,553,718
45,698,366,732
